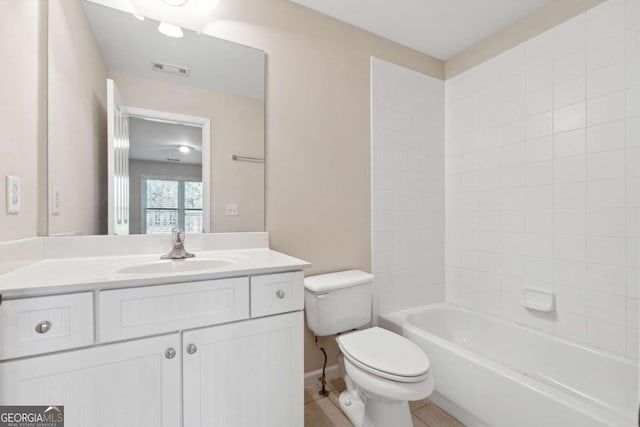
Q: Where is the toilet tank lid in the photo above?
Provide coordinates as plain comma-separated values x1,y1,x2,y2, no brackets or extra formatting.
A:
304,270,374,293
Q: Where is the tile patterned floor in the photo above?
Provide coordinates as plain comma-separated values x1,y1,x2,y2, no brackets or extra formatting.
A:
304,378,465,427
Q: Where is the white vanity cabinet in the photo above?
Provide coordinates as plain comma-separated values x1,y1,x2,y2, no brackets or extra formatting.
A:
183,311,303,427
0,270,304,427
0,333,182,427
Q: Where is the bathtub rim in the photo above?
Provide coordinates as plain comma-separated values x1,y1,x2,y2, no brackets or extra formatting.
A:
381,302,637,366
379,302,637,426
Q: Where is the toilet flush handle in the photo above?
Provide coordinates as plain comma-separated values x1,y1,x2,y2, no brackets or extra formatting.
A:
276,290,285,299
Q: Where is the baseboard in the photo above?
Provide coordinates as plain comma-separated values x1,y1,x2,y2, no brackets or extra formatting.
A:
304,363,341,389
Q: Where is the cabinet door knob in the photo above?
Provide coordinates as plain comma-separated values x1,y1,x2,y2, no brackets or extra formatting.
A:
276,290,285,299
165,348,176,359
35,321,51,334
186,343,198,355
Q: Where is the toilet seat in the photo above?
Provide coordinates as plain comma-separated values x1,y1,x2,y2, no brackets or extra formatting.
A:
337,327,430,383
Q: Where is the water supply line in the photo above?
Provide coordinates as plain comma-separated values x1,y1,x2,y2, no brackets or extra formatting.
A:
314,336,329,397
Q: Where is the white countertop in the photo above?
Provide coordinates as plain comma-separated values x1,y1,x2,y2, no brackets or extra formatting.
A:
0,248,311,299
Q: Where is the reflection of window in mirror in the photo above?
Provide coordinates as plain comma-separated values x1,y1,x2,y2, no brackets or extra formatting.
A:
126,113,205,235
143,179,203,234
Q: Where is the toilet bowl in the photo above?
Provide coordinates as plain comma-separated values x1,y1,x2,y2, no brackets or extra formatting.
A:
303,270,434,427
336,327,433,427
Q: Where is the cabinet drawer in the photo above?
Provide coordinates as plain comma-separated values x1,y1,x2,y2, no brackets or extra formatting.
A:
98,278,249,342
0,292,94,360
250,271,304,317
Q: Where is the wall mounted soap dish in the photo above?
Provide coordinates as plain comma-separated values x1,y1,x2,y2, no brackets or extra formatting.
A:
521,288,555,312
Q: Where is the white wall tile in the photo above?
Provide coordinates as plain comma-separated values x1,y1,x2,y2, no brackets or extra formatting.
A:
586,120,626,152
587,263,627,295
553,259,587,288
526,185,553,209
443,0,635,357
526,111,553,139
587,208,626,236
587,179,626,208
587,62,626,99
554,210,586,235
525,209,553,234
554,155,586,183
554,76,586,108
526,85,553,116
587,236,626,265
372,58,444,315
526,160,553,186
554,129,586,157
554,182,586,209
587,91,626,126
586,149,626,180
554,102,586,133
554,234,587,261
526,136,553,162
554,50,586,83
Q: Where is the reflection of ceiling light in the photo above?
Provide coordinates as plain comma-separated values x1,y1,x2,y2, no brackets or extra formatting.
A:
158,22,184,38
162,0,188,6
133,14,144,21
178,146,191,153
199,0,220,12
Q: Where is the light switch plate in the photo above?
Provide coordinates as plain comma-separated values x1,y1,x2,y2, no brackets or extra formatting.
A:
225,203,239,216
52,186,61,215
5,176,20,214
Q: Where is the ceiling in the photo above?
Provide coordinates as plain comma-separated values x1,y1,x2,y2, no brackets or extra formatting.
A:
84,1,264,100
289,0,552,60
129,117,203,164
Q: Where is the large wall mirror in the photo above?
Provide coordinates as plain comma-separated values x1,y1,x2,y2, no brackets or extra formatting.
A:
48,0,265,236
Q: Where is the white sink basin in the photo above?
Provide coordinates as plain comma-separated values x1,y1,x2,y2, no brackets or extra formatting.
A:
116,258,234,275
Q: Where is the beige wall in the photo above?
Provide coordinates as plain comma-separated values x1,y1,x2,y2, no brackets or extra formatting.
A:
445,0,606,78
112,73,265,233
196,0,443,372
48,0,108,235
0,0,47,242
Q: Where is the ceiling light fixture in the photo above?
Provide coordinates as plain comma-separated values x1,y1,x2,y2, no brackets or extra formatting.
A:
158,22,184,38
178,145,191,153
162,0,189,6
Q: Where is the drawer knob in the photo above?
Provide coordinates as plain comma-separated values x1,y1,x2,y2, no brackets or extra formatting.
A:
276,290,286,299
186,343,198,355
165,348,176,359
35,321,51,334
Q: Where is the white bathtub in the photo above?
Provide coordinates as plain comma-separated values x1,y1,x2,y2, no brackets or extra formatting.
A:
380,303,638,427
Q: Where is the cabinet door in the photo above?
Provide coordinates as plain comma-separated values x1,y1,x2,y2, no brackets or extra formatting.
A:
0,334,181,427
183,311,303,427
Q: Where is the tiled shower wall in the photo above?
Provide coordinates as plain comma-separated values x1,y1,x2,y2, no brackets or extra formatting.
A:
371,58,445,315
445,0,639,358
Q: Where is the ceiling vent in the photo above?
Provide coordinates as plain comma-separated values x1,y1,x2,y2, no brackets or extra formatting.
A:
151,61,190,77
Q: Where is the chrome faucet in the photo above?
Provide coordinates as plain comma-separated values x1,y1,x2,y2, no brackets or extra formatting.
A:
161,227,195,260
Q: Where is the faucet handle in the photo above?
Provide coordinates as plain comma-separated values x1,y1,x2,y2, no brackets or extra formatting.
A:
171,227,184,245
162,227,195,259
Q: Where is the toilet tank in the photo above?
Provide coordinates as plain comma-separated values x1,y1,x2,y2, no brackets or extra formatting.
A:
303,270,374,337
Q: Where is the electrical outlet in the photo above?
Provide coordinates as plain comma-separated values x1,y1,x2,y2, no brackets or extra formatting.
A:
225,203,239,216
52,186,61,215
5,176,20,214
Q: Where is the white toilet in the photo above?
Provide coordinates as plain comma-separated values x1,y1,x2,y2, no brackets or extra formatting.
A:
304,270,434,427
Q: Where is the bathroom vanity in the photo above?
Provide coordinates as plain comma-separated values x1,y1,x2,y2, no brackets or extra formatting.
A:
0,233,309,427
